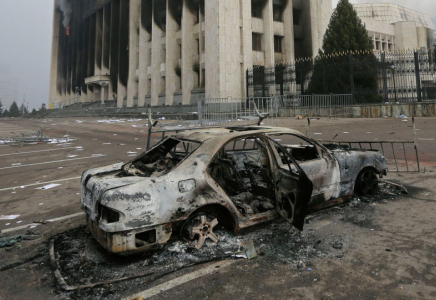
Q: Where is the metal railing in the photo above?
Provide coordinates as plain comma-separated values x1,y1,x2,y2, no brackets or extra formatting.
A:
322,140,420,172
281,94,354,118
198,97,280,127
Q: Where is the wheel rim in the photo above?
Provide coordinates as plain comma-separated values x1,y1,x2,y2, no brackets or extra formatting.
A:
359,169,379,196
188,215,219,249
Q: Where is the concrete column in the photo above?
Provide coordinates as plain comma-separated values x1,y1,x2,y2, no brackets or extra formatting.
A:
87,15,96,102
138,1,152,107
165,0,180,106
127,0,140,107
241,0,253,97
263,0,275,67
95,10,103,75
49,7,61,107
283,0,294,62
110,0,120,103
205,0,243,99
102,5,111,76
181,1,196,104
151,1,165,106
118,0,129,106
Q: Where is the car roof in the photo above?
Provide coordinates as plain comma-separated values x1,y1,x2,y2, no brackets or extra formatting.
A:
172,126,305,143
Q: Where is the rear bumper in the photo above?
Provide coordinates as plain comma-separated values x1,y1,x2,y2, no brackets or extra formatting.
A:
87,216,172,255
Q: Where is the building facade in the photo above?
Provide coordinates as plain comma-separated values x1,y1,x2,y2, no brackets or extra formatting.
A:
354,4,435,52
49,0,331,108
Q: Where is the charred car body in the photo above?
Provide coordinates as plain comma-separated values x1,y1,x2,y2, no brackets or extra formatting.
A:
81,127,387,254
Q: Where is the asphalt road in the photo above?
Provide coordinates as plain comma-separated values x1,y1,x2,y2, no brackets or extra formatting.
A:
0,116,435,300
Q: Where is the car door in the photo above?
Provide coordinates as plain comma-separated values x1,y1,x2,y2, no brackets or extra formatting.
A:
266,137,313,231
268,133,341,205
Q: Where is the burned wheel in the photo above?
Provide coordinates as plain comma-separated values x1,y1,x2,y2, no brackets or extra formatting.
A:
187,214,219,249
355,169,380,197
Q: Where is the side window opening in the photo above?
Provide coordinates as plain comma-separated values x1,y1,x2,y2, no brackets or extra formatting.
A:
269,134,320,162
209,137,276,216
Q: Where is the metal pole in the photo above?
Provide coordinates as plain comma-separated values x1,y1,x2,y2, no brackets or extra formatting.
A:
414,51,422,103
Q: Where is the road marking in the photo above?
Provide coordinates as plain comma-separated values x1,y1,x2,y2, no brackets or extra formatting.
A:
0,177,81,192
1,212,85,233
0,155,107,170
0,146,78,157
123,260,236,300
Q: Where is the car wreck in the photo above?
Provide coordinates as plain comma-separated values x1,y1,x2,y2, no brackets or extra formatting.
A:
81,126,388,255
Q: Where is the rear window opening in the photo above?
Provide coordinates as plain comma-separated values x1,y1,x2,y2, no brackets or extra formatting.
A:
121,138,201,177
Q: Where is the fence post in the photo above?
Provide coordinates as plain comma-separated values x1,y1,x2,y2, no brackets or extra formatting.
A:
300,61,305,95
381,52,388,103
261,66,266,98
323,57,326,94
349,54,355,96
246,69,249,98
198,100,203,126
414,51,422,103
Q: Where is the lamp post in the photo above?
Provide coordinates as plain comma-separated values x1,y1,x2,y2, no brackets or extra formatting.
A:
390,64,397,103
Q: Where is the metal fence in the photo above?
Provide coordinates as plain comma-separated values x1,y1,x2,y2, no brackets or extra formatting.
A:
280,94,354,117
198,97,280,127
247,49,436,104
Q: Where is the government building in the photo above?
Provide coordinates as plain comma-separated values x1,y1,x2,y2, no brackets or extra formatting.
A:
354,3,435,52
49,0,332,108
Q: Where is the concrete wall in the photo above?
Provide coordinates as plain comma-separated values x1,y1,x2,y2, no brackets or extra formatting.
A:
279,102,436,118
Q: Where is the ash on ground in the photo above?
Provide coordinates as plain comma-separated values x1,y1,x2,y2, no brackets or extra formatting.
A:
53,185,403,300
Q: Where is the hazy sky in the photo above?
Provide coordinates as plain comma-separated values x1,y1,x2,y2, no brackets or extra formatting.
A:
0,0,434,111
0,0,53,110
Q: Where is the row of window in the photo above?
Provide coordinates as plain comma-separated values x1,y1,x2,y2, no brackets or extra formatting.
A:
252,33,284,53
252,2,302,26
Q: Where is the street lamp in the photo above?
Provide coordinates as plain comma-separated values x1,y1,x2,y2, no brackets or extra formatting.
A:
390,64,397,103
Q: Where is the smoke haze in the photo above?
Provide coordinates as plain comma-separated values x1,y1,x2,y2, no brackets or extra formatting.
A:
57,0,73,28
0,0,53,110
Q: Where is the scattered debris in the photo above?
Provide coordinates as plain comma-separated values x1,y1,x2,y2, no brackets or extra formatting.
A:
36,183,62,190
0,215,20,220
0,232,40,249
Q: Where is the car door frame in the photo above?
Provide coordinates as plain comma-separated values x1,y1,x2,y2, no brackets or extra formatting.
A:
268,133,341,205
265,137,314,230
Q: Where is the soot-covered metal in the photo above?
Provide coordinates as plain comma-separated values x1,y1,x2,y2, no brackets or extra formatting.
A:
81,126,388,255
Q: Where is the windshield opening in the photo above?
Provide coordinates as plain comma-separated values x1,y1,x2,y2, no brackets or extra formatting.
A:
121,138,201,177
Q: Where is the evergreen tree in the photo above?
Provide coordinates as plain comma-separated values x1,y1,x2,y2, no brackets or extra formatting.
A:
3,109,10,118
0,99,3,117
9,101,20,117
307,0,380,103
19,103,29,116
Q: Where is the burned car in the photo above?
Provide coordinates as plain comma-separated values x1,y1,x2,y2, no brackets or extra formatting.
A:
81,127,387,254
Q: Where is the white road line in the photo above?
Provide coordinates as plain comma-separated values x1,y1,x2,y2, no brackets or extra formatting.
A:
123,260,236,300
0,146,78,157
1,212,85,234
0,155,107,170
0,176,81,192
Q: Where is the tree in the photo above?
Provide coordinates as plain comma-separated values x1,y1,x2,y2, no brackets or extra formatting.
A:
9,101,20,117
3,109,10,118
307,0,380,103
0,99,3,117
39,103,47,112
19,103,29,116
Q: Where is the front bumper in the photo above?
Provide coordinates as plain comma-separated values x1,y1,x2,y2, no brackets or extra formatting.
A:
87,216,172,255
